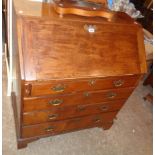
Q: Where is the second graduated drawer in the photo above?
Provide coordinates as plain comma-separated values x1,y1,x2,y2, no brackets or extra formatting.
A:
23,87,134,112
23,99,126,125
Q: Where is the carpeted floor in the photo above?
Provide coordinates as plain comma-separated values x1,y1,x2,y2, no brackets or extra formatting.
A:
2,57,153,155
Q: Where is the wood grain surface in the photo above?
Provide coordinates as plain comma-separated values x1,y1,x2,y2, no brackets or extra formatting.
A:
22,112,117,138
23,87,134,111
24,75,140,97
20,18,145,81
23,100,125,125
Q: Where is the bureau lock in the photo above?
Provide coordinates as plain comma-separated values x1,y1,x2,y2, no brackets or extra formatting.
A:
88,79,96,86
77,105,87,111
84,24,97,33
100,105,109,111
83,92,91,97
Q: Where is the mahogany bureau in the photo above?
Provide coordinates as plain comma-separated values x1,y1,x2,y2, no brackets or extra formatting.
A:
12,0,147,149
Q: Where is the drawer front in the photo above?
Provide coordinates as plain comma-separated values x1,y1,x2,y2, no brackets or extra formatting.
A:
23,100,125,125
22,112,117,138
25,75,140,96
24,87,134,112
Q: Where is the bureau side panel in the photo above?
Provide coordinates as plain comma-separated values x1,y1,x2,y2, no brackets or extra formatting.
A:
12,4,24,138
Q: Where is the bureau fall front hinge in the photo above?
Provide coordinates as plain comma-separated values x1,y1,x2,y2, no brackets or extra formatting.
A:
25,84,32,96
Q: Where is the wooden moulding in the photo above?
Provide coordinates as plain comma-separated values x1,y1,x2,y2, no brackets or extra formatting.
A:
53,0,115,19
137,29,147,74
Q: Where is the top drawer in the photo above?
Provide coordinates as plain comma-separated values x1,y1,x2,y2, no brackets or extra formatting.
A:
24,75,140,97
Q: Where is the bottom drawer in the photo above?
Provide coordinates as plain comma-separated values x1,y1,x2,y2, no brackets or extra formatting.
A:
22,111,117,138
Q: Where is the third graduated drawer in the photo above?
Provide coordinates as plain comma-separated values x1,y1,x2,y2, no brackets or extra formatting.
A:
23,87,134,112
24,75,140,97
23,99,126,125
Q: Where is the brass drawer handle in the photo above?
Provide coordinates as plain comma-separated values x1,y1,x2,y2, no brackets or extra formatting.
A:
113,80,124,87
48,114,58,120
107,92,117,99
100,105,109,111
88,79,96,86
45,126,54,132
49,99,63,106
84,24,97,33
52,84,65,92
94,118,101,123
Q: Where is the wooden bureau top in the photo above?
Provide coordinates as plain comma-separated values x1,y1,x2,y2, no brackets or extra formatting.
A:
14,0,134,24
14,0,147,81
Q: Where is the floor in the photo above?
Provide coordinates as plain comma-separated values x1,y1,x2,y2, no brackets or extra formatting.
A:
2,57,153,155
